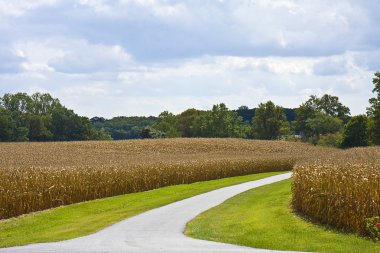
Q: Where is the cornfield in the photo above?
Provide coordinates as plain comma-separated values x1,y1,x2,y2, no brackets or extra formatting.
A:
292,147,380,235
0,138,332,220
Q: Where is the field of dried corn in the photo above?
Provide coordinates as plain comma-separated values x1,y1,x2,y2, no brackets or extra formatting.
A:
0,138,333,220
292,147,380,235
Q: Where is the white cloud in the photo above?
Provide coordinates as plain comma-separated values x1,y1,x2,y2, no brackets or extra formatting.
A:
61,83,108,96
78,0,186,20
13,38,132,74
229,0,369,54
0,0,58,17
0,0,379,118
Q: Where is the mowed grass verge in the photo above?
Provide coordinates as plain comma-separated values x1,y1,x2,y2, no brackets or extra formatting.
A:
0,171,283,248
186,179,380,253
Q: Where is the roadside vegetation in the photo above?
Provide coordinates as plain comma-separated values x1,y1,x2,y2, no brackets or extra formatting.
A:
0,171,283,247
186,179,380,253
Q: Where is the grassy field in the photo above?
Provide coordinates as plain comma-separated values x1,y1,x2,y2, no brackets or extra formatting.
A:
0,171,284,247
0,139,333,219
186,179,380,253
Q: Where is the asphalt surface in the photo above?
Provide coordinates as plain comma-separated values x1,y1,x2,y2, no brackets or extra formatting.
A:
0,172,307,253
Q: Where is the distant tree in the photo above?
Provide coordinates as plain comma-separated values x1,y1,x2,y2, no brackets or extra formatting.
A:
91,128,113,140
252,101,288,139
306,112,342,145
140,127,166,139
50,106,95,141
374,72,380,94
0,93,33,113
15,126,29,142
202,103,230,137
317,94,351,122
0,107,15,141
27,114,53,141
295,94,350,139
340,115,369,148
92,116,157,140
30,93,60,115
201,103,249,138
176,109,200,137
235,106,255,125
294,101,318,138
0,92,115,142
238,105,249,110
90,116,106,124
152,111,181,137
367,72,380,145
283,108,296,121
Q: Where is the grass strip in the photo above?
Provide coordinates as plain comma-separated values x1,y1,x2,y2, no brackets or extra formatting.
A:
0,171,283,247
186,179,380,253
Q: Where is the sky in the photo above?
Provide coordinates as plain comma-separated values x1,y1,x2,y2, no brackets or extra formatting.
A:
0,0,379,118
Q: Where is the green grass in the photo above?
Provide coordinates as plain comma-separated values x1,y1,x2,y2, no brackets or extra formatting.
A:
0,171,284,248
186,179,380,253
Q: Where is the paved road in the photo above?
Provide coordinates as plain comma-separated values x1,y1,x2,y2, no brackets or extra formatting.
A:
0,172,306,253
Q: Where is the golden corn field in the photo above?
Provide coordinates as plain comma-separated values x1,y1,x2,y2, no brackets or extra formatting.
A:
292,147,380,235
3,137,379,237
0,139,332,220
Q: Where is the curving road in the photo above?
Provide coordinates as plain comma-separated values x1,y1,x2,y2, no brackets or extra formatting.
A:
0,172,306,253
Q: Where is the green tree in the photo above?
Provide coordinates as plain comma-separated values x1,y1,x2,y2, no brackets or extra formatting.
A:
50,106,95,141
294,102,318,138
140,127,166,139
15,127,29,142
92,116,157,140
0,93,33,113
0,107,15,141
201,103,249,138
0,92,111,142
30,93,60,115
176,109,200,137
340,115,369,148
306,112,342,145
27,114,53,141
202,104,230,137
367,72,380,145
91,128,113,140
252,101,288,140
295,94,350,139
317,94,351,122
152,111,181,137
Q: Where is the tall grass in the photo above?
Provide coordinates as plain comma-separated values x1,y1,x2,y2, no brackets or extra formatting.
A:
0,139,331,219
292,147,380,235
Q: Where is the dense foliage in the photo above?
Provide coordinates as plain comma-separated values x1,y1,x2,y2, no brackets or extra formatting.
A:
145,103,293,139
252,101,289,139
0,93,110,142
1,72,379,147
294,94,349,143
91,116,157,140
341,115,369,148
149,104,249,139
367,72,380,145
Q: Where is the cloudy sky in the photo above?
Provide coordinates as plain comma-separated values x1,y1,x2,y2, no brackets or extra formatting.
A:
0,0,379,118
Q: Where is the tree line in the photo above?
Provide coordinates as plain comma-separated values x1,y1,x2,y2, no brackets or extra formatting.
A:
1,72,379,148
0,93,111,141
